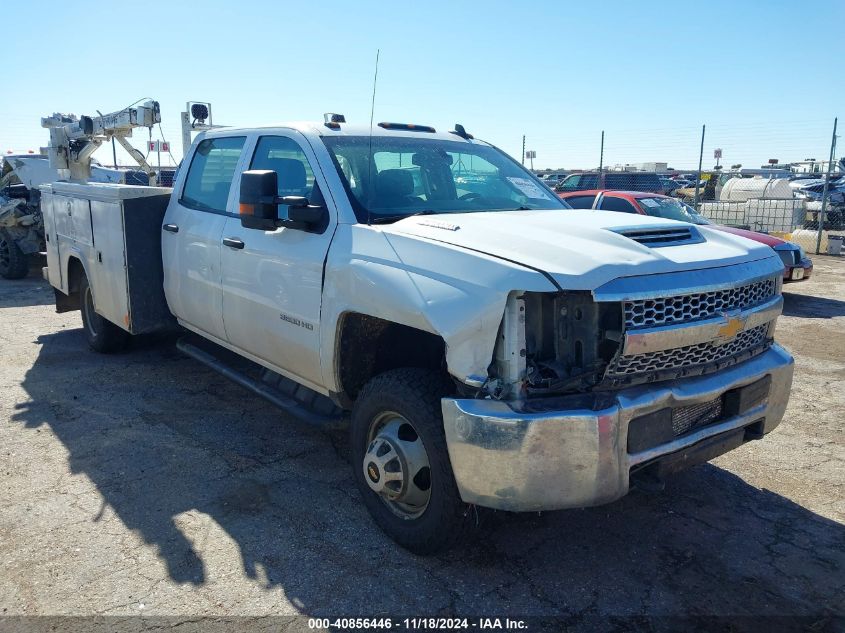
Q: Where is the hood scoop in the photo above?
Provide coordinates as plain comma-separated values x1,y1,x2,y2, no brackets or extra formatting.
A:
611,225,704,248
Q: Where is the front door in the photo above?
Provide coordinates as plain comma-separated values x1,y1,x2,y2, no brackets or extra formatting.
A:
162,135,247,341
220,133,336,389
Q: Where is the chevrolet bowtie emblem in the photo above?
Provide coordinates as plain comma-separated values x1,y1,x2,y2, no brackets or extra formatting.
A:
716,312,747,342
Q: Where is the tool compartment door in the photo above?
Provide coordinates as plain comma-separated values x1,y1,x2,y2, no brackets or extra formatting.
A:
55,194,94,248
89,199,131,331
40,187,63,289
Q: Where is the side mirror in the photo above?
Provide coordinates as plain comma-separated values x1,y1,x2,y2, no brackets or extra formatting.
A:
239,170,279,230
239,170,326,230
284,197,325,224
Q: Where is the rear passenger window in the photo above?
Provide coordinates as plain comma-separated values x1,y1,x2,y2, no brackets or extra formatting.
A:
181,136,246,213
565,195,596,209
599,196,638,214
580,174,599,189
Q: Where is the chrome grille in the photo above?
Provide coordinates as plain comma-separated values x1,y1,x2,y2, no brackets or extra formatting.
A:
624,277,778,329
672,397,723,436
607,324,769,377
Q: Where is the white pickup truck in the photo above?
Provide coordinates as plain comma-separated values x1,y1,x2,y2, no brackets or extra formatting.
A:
40,118,794,553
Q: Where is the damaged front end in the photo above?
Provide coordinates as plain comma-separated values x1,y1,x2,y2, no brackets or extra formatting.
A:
484,291,623,400
441,260,794,511
483,264,784,402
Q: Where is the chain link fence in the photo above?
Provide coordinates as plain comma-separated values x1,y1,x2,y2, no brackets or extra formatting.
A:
695,197,844,254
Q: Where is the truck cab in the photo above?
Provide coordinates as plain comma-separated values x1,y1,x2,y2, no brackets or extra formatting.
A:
42,118,794,554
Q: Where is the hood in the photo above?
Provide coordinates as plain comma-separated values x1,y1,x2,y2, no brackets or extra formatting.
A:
383,209,779,291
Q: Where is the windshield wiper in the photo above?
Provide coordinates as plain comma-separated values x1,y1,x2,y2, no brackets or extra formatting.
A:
369,210,437,225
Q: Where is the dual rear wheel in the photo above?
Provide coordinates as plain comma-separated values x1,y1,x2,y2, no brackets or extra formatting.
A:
79,274,129,353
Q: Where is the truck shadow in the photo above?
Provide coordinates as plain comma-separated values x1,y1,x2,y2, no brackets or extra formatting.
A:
782,291,845,319
11,328,845,618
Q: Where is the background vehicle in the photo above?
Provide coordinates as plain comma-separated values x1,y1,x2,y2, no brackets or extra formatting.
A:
40,112,794,554
555,171,668,194
659,176,683,194
539,172,566,187
560,189,813,282
0,154,155,279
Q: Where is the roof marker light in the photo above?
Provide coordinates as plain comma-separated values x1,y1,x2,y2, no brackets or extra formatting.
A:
378,122,436,133
450,123,473,140
323,113,346,130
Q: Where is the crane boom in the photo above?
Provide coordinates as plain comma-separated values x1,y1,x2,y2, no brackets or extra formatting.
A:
41,100,161,183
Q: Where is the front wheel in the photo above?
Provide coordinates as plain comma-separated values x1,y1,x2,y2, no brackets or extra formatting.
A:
351,368,471,554
80,274,129,353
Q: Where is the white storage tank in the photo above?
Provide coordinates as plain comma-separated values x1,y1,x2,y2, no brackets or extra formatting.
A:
720,177,794,202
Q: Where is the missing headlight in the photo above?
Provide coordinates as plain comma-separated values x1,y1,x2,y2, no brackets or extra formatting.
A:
522,292,622,396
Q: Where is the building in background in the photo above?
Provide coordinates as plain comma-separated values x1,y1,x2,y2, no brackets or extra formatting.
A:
789,158,843,174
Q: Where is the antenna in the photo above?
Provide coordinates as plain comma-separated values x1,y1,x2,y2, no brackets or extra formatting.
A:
367,49,380,226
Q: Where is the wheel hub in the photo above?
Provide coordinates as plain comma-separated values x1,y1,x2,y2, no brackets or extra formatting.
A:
362,436,404,499
366,461,381,484
363,416,432,518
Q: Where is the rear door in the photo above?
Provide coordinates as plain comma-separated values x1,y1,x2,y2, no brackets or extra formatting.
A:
220,132,336,388
161,135,247,341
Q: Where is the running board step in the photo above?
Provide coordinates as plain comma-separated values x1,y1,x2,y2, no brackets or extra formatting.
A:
176,335,347,429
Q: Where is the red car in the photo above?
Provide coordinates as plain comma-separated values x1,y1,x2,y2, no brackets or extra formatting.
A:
559,190,813,282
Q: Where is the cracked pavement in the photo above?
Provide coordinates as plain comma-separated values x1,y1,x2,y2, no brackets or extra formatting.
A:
0,257,843,625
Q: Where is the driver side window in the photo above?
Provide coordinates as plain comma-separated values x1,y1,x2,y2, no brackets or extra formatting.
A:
250,135,323,219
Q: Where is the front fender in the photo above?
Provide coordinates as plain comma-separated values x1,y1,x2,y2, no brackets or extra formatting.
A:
319,224,555,391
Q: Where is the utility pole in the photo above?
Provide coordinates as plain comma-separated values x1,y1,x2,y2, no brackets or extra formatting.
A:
693,124,706,210
522,135,526,166
598,130,605,175
815,117,838,255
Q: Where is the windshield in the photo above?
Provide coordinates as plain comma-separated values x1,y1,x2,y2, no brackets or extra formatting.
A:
637,196,710,224
321,136,567,223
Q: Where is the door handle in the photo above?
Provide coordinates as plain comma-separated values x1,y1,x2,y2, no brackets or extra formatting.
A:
223,237,245,250
162,223,179,233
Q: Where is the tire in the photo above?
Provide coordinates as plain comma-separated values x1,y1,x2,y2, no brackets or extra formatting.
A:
79,274,129,353
0,229,29,280
351,367,471,554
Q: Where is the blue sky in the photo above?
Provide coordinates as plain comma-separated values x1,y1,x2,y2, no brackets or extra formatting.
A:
2,0,842,170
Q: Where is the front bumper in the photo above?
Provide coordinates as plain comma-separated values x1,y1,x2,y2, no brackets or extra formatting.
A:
441,344,794,512
783,257,813,282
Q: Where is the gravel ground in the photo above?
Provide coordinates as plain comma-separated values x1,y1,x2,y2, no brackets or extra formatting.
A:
0,257,843,628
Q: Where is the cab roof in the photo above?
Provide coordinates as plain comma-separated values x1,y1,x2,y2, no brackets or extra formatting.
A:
207,122,482,144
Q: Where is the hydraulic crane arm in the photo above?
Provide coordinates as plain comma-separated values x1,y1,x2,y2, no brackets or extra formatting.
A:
41,100,161,183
